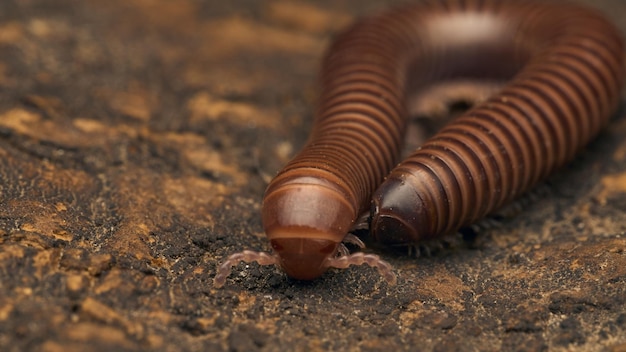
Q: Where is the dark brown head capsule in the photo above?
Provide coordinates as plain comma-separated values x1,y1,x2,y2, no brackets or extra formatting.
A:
261,174,354,280
214,173,396,287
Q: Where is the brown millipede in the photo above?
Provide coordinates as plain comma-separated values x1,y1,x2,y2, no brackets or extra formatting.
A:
213,0,625,287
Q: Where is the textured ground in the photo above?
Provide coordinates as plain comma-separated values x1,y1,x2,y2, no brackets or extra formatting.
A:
0,0,625,351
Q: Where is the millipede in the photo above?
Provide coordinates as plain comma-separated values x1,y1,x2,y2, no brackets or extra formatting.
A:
213,0,626,287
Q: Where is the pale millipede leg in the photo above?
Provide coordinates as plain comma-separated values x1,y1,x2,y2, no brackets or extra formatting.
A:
342,233,366,249
326,253,397,286
213,250,278,288
336,244,350,257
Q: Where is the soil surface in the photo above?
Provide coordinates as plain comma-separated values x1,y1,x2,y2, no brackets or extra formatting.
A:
0,0,625,351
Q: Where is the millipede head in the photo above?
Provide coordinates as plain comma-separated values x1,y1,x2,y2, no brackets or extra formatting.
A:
270,237,339,280
213,238,397,287
370,177,429,245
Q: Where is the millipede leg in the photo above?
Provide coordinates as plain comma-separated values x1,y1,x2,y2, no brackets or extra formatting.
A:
213,250,278,288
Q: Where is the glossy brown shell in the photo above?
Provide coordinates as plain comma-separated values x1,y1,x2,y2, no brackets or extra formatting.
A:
262,0,625,261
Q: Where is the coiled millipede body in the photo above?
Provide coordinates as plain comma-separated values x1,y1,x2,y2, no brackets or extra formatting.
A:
213,0,626,287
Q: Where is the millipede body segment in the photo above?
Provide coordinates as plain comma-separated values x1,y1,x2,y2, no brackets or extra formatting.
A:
213,0,625,287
